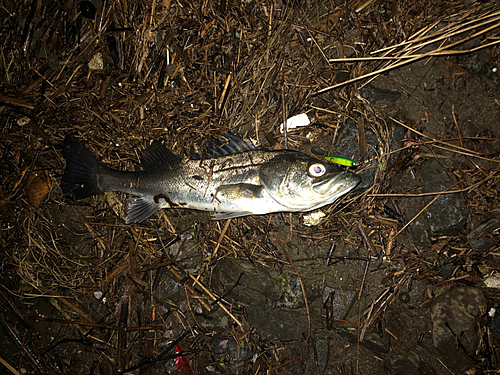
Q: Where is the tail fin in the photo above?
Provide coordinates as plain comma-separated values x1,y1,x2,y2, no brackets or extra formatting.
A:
61,135,104,199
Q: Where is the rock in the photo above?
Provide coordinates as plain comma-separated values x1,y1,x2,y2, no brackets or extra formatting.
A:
387,122,411,168
334,119,379,190
246,305,309,341
491,310,500,342
197,309,230,333
484,273,500,289
302,211,326,226
383,349,439,375
431,286,485,371
395,158,468,247
421,159,468,236
335,71,349,83
483,254,500,270
88,52,104,70
211,257,283,304
467,217,500,253
277,273,321,309
358,84,401,103
438,263,454,280
335,119,407,191
336,329,391,357
465,54,500,96
211,336,250,375
383,352,419,375
168,234,202,274
322,286,357,321
289,338,329,375
156,274,184,306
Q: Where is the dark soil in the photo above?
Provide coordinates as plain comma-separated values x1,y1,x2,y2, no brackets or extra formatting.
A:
1,1,500,374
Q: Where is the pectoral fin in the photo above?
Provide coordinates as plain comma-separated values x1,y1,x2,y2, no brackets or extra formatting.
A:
211,184,265,220
217,183,263,200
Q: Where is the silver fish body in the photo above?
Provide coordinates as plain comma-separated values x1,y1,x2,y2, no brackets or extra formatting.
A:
61,134,361,223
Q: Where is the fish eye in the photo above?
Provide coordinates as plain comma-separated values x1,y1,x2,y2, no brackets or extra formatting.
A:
308,163,326,177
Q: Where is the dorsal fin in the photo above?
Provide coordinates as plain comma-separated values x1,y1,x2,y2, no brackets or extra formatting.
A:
141,140,182,170
204,133,258,158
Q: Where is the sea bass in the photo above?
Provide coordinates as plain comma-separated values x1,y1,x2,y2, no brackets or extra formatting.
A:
61,134,361,223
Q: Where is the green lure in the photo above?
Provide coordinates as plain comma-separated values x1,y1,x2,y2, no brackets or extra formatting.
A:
324,156,357,167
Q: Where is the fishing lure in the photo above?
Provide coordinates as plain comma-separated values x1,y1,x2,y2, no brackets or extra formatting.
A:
324,156,357,167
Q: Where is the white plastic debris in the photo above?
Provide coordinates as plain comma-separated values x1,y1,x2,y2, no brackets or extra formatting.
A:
280,113,310,133
489,307,496,318
303,211,326,226
94,291,103,299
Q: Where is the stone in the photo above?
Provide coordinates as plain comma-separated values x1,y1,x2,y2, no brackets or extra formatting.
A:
333,119,379,190
421,159,468,236
246,305,309,341
358,83,401,103
383,352,420,375
302,210,326,226
211,257,283,304
211,336,250,375
322,286,357,321
168,234,202,274
383,349,439,375
289,338,329,375
277,273,321,309
156,274,184,306
467,217,500,253
484,273,500,289
198,309,230,333
336,329,391,357
431,286,485,371
491,311,500,342
88,52,104,70
395,158,468,247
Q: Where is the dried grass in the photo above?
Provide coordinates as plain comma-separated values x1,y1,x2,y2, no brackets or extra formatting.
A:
0,0,499,372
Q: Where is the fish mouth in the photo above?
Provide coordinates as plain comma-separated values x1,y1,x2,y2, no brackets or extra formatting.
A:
312,172,361,196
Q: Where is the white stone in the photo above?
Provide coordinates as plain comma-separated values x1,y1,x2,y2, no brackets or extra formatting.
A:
303,211,326,226
484,273,500,289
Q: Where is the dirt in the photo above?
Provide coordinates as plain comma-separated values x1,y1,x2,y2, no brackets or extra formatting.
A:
1,1,500,375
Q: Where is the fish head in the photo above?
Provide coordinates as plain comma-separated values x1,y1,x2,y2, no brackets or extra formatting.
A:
259,151,361,211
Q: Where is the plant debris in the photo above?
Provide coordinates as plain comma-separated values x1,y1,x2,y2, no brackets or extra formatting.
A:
1,0,500,374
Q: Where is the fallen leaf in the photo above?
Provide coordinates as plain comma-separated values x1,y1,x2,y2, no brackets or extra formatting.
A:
24,171,51,208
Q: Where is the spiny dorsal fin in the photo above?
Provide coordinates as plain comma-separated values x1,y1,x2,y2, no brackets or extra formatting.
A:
204,133,257,158
141,140,182,170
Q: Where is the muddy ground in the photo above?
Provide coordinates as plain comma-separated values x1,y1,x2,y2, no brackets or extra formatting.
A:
1,1,500,374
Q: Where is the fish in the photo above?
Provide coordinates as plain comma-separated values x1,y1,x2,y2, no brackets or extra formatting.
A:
61,134,361,223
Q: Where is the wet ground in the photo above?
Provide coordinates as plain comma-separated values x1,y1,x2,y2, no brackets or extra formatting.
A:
1,1,500,374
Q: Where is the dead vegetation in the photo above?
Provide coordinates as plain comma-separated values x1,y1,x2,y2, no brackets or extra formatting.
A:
1,0,500,374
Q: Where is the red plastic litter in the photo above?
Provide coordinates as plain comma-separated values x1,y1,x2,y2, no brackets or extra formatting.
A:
174,344,194,375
